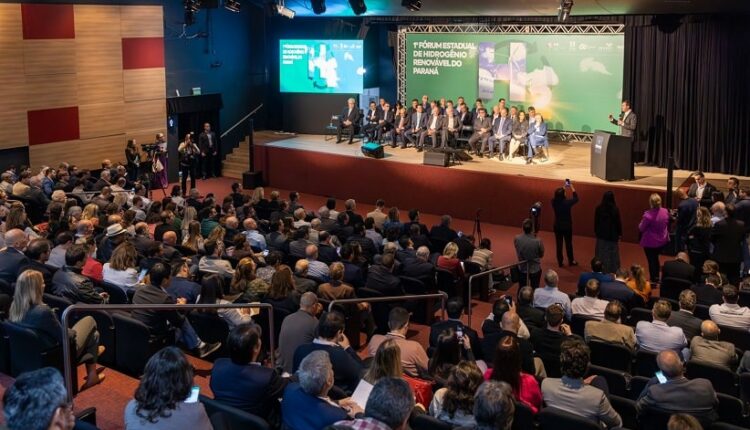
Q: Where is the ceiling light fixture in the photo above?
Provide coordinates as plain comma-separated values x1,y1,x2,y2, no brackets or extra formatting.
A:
557,0,574,22
311,0,326,15
401,0,421,12
348,0,366,15
224,0,241,12
273,0,295,18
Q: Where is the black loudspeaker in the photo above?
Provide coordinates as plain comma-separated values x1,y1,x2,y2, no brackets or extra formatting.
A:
362,142,384,159
243,171,263,189
423,150,449,167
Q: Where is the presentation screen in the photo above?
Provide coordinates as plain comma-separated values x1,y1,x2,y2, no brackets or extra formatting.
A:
280,39,364,94
404,33,624,132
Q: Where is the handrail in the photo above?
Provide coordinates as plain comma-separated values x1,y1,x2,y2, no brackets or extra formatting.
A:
221,104,263,139
61,302,274,401
466,261,529,328
327,292,449,321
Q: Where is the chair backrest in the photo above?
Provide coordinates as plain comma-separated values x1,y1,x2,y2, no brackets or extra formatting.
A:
660,277,694,301
409,412,454,430
111,312,166,376
537,407,600,430
694,304,711,320
435,268,459,297
430,238,449,255
189,311,230,346
511,401,534,430
399,276,426,295
587,364,630,398
588,339,633,373
42,293,74,321
200,395,271,430
686,361,739,397
718,325,750,351
740,373,750,407
635,349,659,377
571,314,596,337
716,392,746,426
1,321,49,376
609,395,638,430
628,375,651,400
627,307,652,327
101,282,129,304
738,291,750,308
637,406,672,430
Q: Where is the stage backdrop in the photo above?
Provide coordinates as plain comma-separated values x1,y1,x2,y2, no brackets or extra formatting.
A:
403,32,624,133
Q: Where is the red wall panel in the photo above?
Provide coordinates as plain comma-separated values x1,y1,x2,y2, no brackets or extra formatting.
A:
27,107,80,145
122,37,165,69
21,4,75,40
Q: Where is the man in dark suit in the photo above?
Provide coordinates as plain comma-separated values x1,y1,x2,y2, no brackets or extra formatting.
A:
600,268,643,310
317,232,340,265
361,101,381,142
210,323,287,419
468,108,492,156
403,105,427,149
530,304,578,378
132,222,156,256
417,106,443,151
516,286,545,330
666,289,703,341
487,107,512,159
365,253,403,297
458,103,473,127
330,212,353,243
390,106,411,148
132,262,220,357
691,273,724,306
198,122,219,179
481,302,535,374
407,98,420,116
674,188,699,253
662,252,696,283
0,229,29,284
401,246,434,284
609,100,637,138
429,298,481,359
343,199,364,227
19,239,54,288
336,98,361,145
688,171,719,208
346,224,376,263
51,244,107,304
376,102,395,142
429,215,459,245
441,105,461,148
636,350,718,426
711,204,746,285
292,311,364,394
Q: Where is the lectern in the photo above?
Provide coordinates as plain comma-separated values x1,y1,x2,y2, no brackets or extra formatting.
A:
590,130,633,181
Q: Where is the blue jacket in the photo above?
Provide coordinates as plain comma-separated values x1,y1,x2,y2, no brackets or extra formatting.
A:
293,342,363,394
210,358,287,418
281,383,348,430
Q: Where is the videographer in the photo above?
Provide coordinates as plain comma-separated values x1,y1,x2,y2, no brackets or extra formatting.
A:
178,133,200,194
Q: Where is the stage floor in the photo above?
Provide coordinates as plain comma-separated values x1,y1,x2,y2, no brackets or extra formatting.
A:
258,133,746,191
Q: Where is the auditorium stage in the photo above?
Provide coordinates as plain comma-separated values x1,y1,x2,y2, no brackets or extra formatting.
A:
252,134,744,243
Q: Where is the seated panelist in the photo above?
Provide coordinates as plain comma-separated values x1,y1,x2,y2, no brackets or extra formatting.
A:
441,106,460,148
336,98,361,144
486,107,512,159
508,110,529,160
404,105,428,149
391,107,411,148
418,106,443,151
362,101,381,142
468,108,491,155
376,103,395,142
527,113,549,164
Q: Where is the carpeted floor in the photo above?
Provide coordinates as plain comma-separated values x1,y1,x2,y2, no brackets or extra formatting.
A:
0,177,667,430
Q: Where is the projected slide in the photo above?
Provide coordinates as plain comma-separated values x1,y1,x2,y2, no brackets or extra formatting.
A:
280,39,365,94
404,33,624,132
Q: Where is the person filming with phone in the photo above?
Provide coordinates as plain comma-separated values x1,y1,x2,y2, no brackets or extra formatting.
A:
552,180,579,268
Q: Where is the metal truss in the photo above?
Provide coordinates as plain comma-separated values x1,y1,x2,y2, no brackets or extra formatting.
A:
396,23,623,139
550,131,593,143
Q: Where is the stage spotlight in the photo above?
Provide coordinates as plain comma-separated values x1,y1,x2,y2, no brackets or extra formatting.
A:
401,0,421,12
311,0,326,14
348,0,367,15
557,0,573,22
273,2,296,18
224,0,241,12
185,0,201,12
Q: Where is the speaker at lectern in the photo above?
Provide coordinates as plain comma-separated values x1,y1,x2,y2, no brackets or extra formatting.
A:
590,130,633,181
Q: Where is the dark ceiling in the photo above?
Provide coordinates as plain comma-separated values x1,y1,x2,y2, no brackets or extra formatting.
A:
286,0,750,18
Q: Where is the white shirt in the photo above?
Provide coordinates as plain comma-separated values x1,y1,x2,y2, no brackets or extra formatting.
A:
447,115,455,130
709,303,750,330
102,264,140,288
430,115,438,130
696,183,706,200
533,286,573,320
414,113,422,130
635,320,687,354
571,296,609,320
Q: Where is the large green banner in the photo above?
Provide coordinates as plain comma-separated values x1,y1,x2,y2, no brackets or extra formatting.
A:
404,33,624,133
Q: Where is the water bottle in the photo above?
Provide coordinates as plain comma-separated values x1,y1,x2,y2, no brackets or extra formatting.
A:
178,171,183,183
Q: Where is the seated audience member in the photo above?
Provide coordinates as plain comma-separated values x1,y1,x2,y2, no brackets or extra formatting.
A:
471,238,494,271
401,245,435,282
47,232,74,268
408,223,431,250
636,350,718,426
395,236,417,263
102,242,140,291
317,263,371,331
430,214,459,244
600,268,641,310
709,284,750,330
230,257,268,301
125,347,212,430
626,264,652,304
576,258,614,296
339,244,365,288
483,308,535,375
2,367,78,430
689,320,737,371
263,265,300,314
305,244,331,280
516,286,545,329
365,339,432,406
666,290,703,341
282,351,359,430
80,238,104,283
430,361,484,427
430,297,481,358
335,378,414,430
662,252,696,283
346,224,377,262
318,232,341,264
198,239,235,278
0,229,29,284
454,233,476,261
51,244,107,304
161,231,183,263
293,311,363,393
472,381,516,430
692,273,724,306
293,259,318,294
530,304,576,378
10,270,104,389
365,217,384,248
97,223,128,263
210,323,287,418
331,212,354,243
366,253,403,296
19,238,54,287
198,275,255,329
168,261,202,304
429,329,475,386
368,307,429,376
436,242,465,278
366,199,388,230
153,210,179,243
668,414,704,430
636,299,687,355
533,270,572,320
486,336,542,413
571,279,609,320
584,300,636,352
242,217,267,251
289,227,312,258
541,339,622,428
277,292,321,374
132,222,157,256
132,263,220,358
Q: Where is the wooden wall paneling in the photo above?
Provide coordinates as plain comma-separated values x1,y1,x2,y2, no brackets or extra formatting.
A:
125,129,163,147
29,140,79,169
120,5,164,38
29,135,127,170
76,69,125,105
73,5,121,40
0,4,22,43
23,40,77,76
25,73,79,111
79,135,131,167
123,68,166,102
78,102,126,139
124,99,167,132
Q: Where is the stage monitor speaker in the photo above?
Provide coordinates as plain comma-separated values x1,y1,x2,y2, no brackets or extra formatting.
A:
423,150,449,167
243,171,263,189
362,142,384,159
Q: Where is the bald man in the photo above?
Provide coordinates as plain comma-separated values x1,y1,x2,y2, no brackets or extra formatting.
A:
161,231,183,263
689,320,737,370
662,252,696,284
293,259,317,294
0,229,29,283
636,350,718,425
305,244,330,280
242,217,267,251
483,309,536,375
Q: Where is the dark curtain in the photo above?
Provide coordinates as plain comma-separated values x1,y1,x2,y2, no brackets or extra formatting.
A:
623,15,750,175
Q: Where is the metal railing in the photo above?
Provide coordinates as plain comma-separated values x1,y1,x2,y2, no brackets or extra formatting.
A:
61,302,274,401
466,261,529,328
327,292,449,321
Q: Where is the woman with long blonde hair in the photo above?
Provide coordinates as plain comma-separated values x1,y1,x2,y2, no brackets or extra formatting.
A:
250,187,265,205
81,203,100,227
437,242,464,278
182,220,205,252
363,338,403,384
10,270,104,389
181,206,198,238
230,257,269,300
